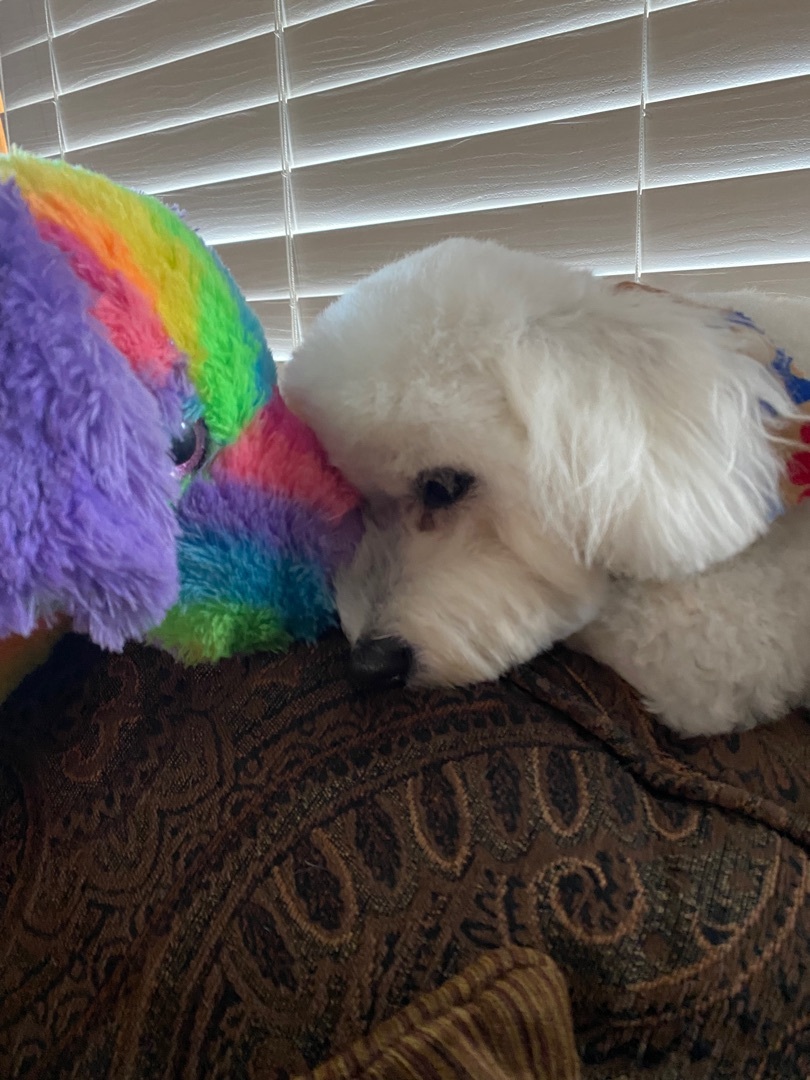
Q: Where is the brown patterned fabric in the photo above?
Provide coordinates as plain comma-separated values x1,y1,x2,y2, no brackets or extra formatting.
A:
0,632,808,1079
305,946,579,1080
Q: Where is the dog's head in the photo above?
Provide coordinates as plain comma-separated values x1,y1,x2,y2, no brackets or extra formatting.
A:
282,238,794,687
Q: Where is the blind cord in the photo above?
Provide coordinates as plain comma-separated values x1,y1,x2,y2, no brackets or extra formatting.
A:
44,0,67,158
634,0,649,283
275,0,302,350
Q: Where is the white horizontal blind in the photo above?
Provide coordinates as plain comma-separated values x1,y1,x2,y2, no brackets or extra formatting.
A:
1,0,808,360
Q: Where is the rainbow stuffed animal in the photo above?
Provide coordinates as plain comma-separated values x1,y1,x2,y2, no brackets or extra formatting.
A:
0,152,361,701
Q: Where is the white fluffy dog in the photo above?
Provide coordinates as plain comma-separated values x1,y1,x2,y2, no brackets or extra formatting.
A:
281,239,810,737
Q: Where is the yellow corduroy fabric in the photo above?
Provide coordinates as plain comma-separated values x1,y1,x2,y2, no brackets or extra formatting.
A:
302,947,581,1080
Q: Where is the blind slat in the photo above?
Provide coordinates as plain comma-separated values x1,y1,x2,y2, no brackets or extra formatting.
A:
50,1,155,37
248,300,293,354
60,33,278,151
288,16,643,168
649,0,810,101
52,0,274,94
642,169,810,271
64,104,281,192
161,173,287,245
285,0,641,98
215,236,290,300
285,0,372,28
5,101,61,157
0,0,47,54
217,190,637,300
646,75,810,187
2,42,52,110
294,189,638,292
293,107,639,233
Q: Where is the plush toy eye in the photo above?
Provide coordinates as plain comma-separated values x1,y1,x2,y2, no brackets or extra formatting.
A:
417,468,476,510
171,419,209,477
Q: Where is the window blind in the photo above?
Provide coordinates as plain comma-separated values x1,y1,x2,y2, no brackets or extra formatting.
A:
1,0,808,360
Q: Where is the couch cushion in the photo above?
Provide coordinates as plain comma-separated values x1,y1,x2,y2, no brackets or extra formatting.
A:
304,946,579,1080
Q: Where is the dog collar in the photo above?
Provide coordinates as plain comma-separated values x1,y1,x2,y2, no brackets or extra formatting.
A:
616,281,810,512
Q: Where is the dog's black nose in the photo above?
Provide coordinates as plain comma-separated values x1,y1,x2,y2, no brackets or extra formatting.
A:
350,636,413,689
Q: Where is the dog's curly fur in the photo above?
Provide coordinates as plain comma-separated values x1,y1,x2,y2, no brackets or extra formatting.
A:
282,238,810,736
569,502,810,735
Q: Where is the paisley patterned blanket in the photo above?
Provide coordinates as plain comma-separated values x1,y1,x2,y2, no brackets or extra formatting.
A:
0,633,807,1078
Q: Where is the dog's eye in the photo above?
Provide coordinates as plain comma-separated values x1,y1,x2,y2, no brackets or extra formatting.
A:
171,419,209,477
417,468,475,510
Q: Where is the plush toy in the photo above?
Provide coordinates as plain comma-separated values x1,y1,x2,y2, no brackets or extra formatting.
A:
0,151,362,701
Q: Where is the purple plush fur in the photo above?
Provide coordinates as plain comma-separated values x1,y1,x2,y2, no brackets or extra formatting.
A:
179,476,363,575
0,179,180,648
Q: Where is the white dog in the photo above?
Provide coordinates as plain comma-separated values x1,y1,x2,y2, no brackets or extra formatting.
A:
281,239,810,737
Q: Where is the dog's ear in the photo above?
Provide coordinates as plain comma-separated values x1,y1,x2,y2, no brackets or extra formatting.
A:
510,283,794,580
